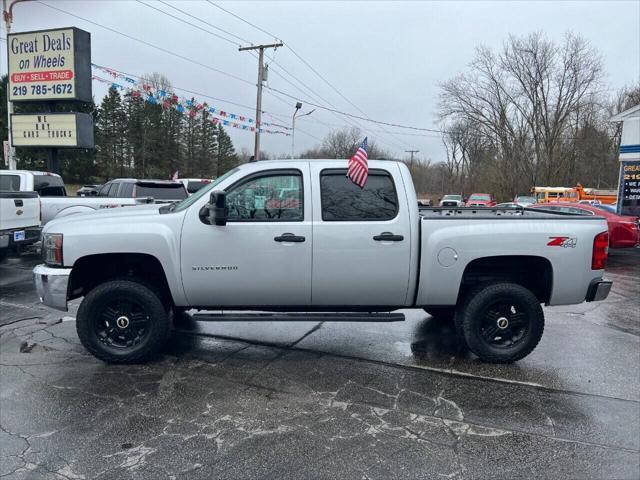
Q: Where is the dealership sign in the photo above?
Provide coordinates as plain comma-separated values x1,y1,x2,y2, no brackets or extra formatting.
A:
7,27,91,102
617,160,640,217
11,113,94,148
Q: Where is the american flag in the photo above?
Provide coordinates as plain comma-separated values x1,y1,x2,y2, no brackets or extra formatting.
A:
348,137,368,188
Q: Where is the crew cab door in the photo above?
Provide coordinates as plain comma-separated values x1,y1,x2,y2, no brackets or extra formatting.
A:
310,163,412,306
180,166,312,307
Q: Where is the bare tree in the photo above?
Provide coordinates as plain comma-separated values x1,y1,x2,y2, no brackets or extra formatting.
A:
300,127,392,160
439,32,605,196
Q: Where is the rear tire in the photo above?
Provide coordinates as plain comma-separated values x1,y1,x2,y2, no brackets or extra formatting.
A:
457,282,544,363
76,279,171,364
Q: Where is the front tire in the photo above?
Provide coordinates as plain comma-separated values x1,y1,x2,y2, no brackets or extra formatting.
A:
76,279,171,364
457,283,544,363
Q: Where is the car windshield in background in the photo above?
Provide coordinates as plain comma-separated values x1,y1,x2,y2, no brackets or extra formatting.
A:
443,195,462,201
34,175,66,196
136,183,187,200
470,194,490,200
0,175,21,191
187,180,210,194
516,196,536,203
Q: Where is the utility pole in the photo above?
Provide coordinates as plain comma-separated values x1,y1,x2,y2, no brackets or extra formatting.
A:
405,150,419,168
2,0,31,170
239,42,283,161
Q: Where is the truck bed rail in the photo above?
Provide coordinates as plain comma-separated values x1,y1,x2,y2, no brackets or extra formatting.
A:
419,206,600,218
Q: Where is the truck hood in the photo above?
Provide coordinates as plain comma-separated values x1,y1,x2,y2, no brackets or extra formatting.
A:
45,204,163,231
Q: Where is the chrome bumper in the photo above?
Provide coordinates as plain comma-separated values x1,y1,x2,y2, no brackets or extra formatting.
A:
33,264,72,311
586,279,612,302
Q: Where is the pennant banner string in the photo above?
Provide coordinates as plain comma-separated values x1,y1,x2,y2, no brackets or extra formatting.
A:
91,64,291,132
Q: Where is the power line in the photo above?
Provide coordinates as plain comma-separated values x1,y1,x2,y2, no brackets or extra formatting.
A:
34,0,427,150
206,0,280,41
205,2,418,151
35,1,254,86
156,0,251,45
135,0,240,47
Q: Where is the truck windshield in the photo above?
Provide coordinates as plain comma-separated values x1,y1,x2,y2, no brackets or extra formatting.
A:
172,168,239,212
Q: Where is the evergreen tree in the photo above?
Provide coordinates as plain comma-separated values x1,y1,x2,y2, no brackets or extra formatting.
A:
216,125,238,177
96,87,126,179
195,107,217,177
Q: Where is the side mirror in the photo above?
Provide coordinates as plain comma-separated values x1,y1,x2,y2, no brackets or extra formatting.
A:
208,190,228,226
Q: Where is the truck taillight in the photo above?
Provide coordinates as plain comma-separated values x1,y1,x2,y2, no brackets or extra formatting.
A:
591,231,609,270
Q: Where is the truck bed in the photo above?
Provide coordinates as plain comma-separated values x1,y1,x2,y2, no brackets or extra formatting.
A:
416,206,609,307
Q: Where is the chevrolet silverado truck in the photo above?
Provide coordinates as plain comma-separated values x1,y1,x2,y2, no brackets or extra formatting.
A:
33,160,613,364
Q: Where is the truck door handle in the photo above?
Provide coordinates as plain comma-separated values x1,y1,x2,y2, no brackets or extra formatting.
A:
373,232,404,242
274,233,306,243
14,199,23,207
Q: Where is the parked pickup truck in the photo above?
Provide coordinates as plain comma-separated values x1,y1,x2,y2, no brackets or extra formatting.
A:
33,159,613,364
0,170,186,224
0,191,41,260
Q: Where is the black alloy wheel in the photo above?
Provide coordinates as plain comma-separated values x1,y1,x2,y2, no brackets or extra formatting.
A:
456,282,544,363
77,279,171,364
95,298,151,349
478,301,529,349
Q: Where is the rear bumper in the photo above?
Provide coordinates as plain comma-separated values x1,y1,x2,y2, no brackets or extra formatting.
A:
33,264,72,311
586,279,612,302
0,226,41,249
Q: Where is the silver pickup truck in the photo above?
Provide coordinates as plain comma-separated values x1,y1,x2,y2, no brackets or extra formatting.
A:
33,159,612,364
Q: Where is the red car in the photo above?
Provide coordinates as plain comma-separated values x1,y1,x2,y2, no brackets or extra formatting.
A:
465,193,497,207
530,202,640,248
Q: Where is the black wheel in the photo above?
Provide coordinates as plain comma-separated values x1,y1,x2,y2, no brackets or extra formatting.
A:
423,307,455,321
76,279,171,364
457,283,544,363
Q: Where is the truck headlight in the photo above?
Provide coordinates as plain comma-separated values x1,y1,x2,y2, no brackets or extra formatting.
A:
42,233,64,266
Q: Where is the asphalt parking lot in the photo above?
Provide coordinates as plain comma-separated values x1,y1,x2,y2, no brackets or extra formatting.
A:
1,248,639,479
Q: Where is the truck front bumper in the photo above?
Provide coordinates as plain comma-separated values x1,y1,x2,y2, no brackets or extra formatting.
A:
586,279,612,302
33,264,72,312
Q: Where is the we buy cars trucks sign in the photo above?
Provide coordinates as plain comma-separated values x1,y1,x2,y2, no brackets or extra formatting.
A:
7,27,91,102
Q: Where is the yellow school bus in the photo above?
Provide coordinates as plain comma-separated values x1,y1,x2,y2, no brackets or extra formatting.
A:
531,187,578,204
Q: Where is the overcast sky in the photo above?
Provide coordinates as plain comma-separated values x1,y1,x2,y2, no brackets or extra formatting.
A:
2,0,639,162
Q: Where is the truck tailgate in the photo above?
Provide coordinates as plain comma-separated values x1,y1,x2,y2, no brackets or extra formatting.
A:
0,192,40,231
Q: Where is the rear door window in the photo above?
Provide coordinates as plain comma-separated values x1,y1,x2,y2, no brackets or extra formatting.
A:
0,175,21,191
106,182,120,197
320,169,398,221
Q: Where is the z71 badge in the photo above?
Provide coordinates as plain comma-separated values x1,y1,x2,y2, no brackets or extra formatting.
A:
547,236,578,248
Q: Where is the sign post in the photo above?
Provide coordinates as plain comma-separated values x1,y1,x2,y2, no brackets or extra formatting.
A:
6,26,92,173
